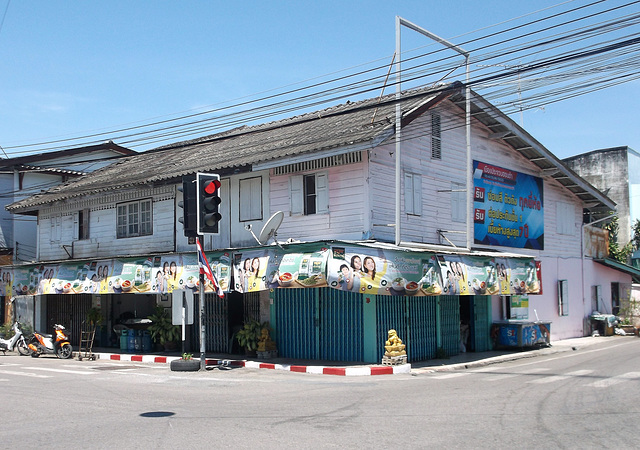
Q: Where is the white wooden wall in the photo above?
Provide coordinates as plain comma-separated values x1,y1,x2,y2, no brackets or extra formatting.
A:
38,185,176,261
270,159,368,242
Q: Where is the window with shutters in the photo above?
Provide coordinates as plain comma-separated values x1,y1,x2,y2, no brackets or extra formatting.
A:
556,201,575,235
451,182,466,223
78,209,90,240
117,199,152,238
50,215,61,243
290,172,328,216
404,172,422,216
239,177,263,222
431,113,442,159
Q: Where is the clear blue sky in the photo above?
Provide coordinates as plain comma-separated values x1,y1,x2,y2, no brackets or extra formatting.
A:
0,0,638,159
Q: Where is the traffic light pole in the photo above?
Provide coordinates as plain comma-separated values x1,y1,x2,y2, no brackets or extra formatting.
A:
199,268,206,371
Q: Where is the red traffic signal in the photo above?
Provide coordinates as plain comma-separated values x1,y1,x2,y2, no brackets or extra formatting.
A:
196,173,222,235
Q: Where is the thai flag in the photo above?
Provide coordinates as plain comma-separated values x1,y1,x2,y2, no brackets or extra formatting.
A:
196,238,224,298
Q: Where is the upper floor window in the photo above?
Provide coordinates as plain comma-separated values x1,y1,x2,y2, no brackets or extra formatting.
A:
556,201,575,235
451,182,466,223
431,113,442,159
290,172,328,215
404,172,422,215
239,176,263,222
117,199,152,238
78,209,90,240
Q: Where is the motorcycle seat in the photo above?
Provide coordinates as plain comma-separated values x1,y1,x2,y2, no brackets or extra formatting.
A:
40,333,53,338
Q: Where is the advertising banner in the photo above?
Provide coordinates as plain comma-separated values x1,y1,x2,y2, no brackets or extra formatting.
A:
473,160,544,249
0,242,541,298
0,252,232,297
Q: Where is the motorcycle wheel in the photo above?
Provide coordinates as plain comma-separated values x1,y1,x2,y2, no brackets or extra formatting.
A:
16,339,30,356
57,344,73,359
30,351,40,357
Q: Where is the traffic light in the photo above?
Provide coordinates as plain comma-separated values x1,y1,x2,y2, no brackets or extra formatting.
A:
196,173,222,235
178,175,198,238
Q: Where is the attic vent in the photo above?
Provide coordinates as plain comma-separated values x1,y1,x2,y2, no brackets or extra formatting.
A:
431,113,442,160
273,151,362,175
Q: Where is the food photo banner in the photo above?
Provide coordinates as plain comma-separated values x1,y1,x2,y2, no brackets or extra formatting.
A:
473,160,544,250
0,252,232,297
0,242,541,298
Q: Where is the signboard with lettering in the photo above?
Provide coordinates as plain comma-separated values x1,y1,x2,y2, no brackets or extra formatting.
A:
473,161,544,249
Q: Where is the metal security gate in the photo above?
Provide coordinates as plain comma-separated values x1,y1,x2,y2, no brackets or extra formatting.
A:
439,295,460,357
472,295,492,352
273,288,318,359
376,296,408,362
376,296,438,362
46,294,92,344
273,288,364,362
13,295,35,327
408,297,438,361
202,294,231,353
320,288,363,362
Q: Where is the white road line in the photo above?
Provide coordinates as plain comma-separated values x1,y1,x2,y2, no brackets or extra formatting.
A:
0,369,51,378
28,367,95,375
485,367,549,381
528,369,593,384
431,372,470,379
588,371,640,388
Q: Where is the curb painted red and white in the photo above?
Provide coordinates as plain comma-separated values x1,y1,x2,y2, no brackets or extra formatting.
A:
94,352,411,376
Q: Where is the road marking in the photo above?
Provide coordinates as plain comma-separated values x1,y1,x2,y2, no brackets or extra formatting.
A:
0,369,51,378
588,371,640,388
528,369,593,384
28,367,95,375
431,372,470,379
485,367,550,382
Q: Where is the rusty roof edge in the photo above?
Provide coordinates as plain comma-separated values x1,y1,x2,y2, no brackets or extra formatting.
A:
456,89,616,212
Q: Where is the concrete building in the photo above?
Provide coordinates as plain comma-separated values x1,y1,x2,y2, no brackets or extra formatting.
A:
563,146,640,248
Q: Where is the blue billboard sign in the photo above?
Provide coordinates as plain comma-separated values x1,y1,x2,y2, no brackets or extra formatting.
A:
473,160,544,249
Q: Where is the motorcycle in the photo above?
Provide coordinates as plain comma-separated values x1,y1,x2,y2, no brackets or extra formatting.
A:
28,324,73,359
0,322,31,356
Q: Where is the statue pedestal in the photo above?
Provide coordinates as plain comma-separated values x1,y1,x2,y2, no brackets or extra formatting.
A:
257,350,278,359
382,355,407,366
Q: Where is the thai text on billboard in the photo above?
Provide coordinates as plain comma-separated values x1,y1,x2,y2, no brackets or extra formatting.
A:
473,160,544,249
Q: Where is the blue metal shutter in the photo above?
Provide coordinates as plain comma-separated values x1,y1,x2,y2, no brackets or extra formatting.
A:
319,288,363,362
439,295,460,357
273,288,318,359
408,297,438,361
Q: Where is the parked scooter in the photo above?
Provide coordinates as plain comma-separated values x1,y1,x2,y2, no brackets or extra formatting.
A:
0,322,31,356
28,324,73,359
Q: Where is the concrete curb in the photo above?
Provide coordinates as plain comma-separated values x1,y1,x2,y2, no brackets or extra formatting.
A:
93,352,411,376
93,337,611,376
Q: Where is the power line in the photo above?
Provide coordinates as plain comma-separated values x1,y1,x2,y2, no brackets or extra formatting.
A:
1,1,638,157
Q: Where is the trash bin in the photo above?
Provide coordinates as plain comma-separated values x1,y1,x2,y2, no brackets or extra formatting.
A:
120,329,128,351
142,331,152,353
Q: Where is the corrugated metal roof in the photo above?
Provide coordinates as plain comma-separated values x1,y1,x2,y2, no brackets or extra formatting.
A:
448,90,616,213
7,83,614,215
0,141,136,169
7,85,453,212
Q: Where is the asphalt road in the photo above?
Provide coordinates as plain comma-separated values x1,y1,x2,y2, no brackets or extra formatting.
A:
1,337,638,449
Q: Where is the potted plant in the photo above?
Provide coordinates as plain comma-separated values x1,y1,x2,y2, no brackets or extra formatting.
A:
170,352,200,372
235,319,270,356
147,306,181,351
86,307,103,329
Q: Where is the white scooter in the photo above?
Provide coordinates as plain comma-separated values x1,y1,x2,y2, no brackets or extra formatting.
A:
0,322,31,356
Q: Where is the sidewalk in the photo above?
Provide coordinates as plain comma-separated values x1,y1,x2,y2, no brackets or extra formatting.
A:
87,335,632,377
